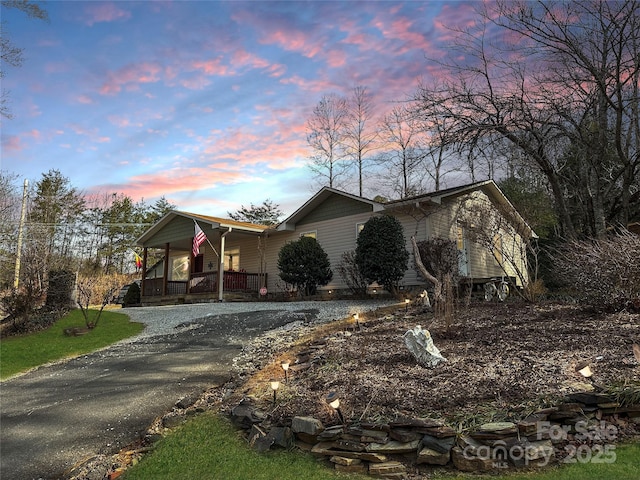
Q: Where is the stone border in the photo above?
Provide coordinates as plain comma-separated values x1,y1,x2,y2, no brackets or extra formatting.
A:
228,391,640,478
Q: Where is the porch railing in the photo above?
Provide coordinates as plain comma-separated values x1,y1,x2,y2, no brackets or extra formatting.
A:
142,271,266,297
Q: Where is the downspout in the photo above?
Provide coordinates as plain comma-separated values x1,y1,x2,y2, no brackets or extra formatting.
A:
218,227,232,302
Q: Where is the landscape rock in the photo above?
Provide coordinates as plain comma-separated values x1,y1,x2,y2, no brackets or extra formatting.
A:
230,400,265,428
161,414,185,429
175,392,201,410
451,446,495,472
403,325,446,367
330,456,362,466
365,439,420,453
267,426,294,449
417,446,450,465
368,461,407,476
421,433,455,454
291,416,324,436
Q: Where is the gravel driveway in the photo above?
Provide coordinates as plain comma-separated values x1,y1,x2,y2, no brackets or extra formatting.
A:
0,300,395,480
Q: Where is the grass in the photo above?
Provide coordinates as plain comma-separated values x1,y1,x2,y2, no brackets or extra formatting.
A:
0,309,144,380
124,412,640,480
123,412,370,480
434,442,640,480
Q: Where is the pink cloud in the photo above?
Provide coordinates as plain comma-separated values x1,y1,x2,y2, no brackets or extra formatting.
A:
262,29,323,58
44,62,69,74
433,3,480,40
266,63,286,77
232,10,324,60
96,167,253,201
180,76,212,90
107,115,130,127
192,59,230,76
25,129,42,141
232,50,271,70
83,3,131,26
2,135,23,153
76,94,93,104
99,62,162,96
324,49,347,68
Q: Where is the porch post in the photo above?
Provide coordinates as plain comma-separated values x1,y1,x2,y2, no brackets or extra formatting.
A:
141,247,148,296
162,242,170,295
218,227,232,302
187,238,194,294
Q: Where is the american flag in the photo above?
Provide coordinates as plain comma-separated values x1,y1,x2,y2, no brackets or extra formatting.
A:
193,223,207,257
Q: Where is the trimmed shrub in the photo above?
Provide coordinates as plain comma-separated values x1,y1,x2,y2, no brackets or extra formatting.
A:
277,236,333,297
355,215,409,294
122,281,141,307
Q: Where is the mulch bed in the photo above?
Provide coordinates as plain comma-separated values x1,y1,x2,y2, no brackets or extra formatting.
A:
232,301,640,429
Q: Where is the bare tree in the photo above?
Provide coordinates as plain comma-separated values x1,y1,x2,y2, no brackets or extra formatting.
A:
1,0,49,118
0,172,20,287
76,273,126,329
377,106,426,199
412,0,640,238
307,93,350,189
343,86,378,196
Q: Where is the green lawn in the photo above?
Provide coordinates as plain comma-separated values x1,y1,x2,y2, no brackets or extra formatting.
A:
436,442,640,480
0,309,144,380
124,412,640,480
124,412,370,480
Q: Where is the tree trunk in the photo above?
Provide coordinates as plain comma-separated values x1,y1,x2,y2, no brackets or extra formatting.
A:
411,236,442,303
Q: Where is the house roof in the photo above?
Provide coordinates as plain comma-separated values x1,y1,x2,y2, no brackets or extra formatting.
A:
137,181,536,249
384,180,537,239
136,210,268,248
276,186,385,231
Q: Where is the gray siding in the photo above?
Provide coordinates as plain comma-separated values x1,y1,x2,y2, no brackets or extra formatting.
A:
297,195,373,225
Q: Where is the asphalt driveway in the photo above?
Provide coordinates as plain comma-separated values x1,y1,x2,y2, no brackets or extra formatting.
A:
0,301,392,480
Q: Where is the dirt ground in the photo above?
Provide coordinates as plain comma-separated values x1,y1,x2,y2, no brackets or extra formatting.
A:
231,300,640,430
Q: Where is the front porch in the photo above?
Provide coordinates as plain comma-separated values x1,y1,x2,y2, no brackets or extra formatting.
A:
142,271,267,297
136,211,270,303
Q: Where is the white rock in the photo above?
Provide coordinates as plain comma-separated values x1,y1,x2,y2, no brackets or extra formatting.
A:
403,325,446,368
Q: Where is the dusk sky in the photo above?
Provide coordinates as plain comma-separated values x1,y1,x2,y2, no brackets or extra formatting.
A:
1,0,485,218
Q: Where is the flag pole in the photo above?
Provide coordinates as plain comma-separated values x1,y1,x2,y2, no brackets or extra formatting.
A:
192,219,219,257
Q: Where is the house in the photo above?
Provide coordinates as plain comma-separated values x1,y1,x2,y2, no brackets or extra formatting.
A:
135,180,536,303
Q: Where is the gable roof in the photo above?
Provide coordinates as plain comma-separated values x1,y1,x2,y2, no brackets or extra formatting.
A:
276,186,385,231
137,210,268,247
384,180,537,239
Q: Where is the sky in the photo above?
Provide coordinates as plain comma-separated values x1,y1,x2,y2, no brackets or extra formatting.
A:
1,0,484,218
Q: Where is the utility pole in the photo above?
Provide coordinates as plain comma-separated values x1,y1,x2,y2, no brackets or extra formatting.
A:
14,179,28,288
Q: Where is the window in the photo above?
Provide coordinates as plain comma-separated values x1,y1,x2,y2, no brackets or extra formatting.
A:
356,222,365,237
456,226,465,251
224,247,240,271
169,254,190,281
300,231,317,239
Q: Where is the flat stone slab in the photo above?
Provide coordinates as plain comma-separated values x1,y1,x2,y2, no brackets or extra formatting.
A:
311,442,388,462
366,439,420,453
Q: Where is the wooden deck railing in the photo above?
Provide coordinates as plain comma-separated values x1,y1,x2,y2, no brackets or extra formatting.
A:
142,271,266,297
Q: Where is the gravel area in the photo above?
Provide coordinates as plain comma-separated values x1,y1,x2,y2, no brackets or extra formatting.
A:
120,299,399,340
